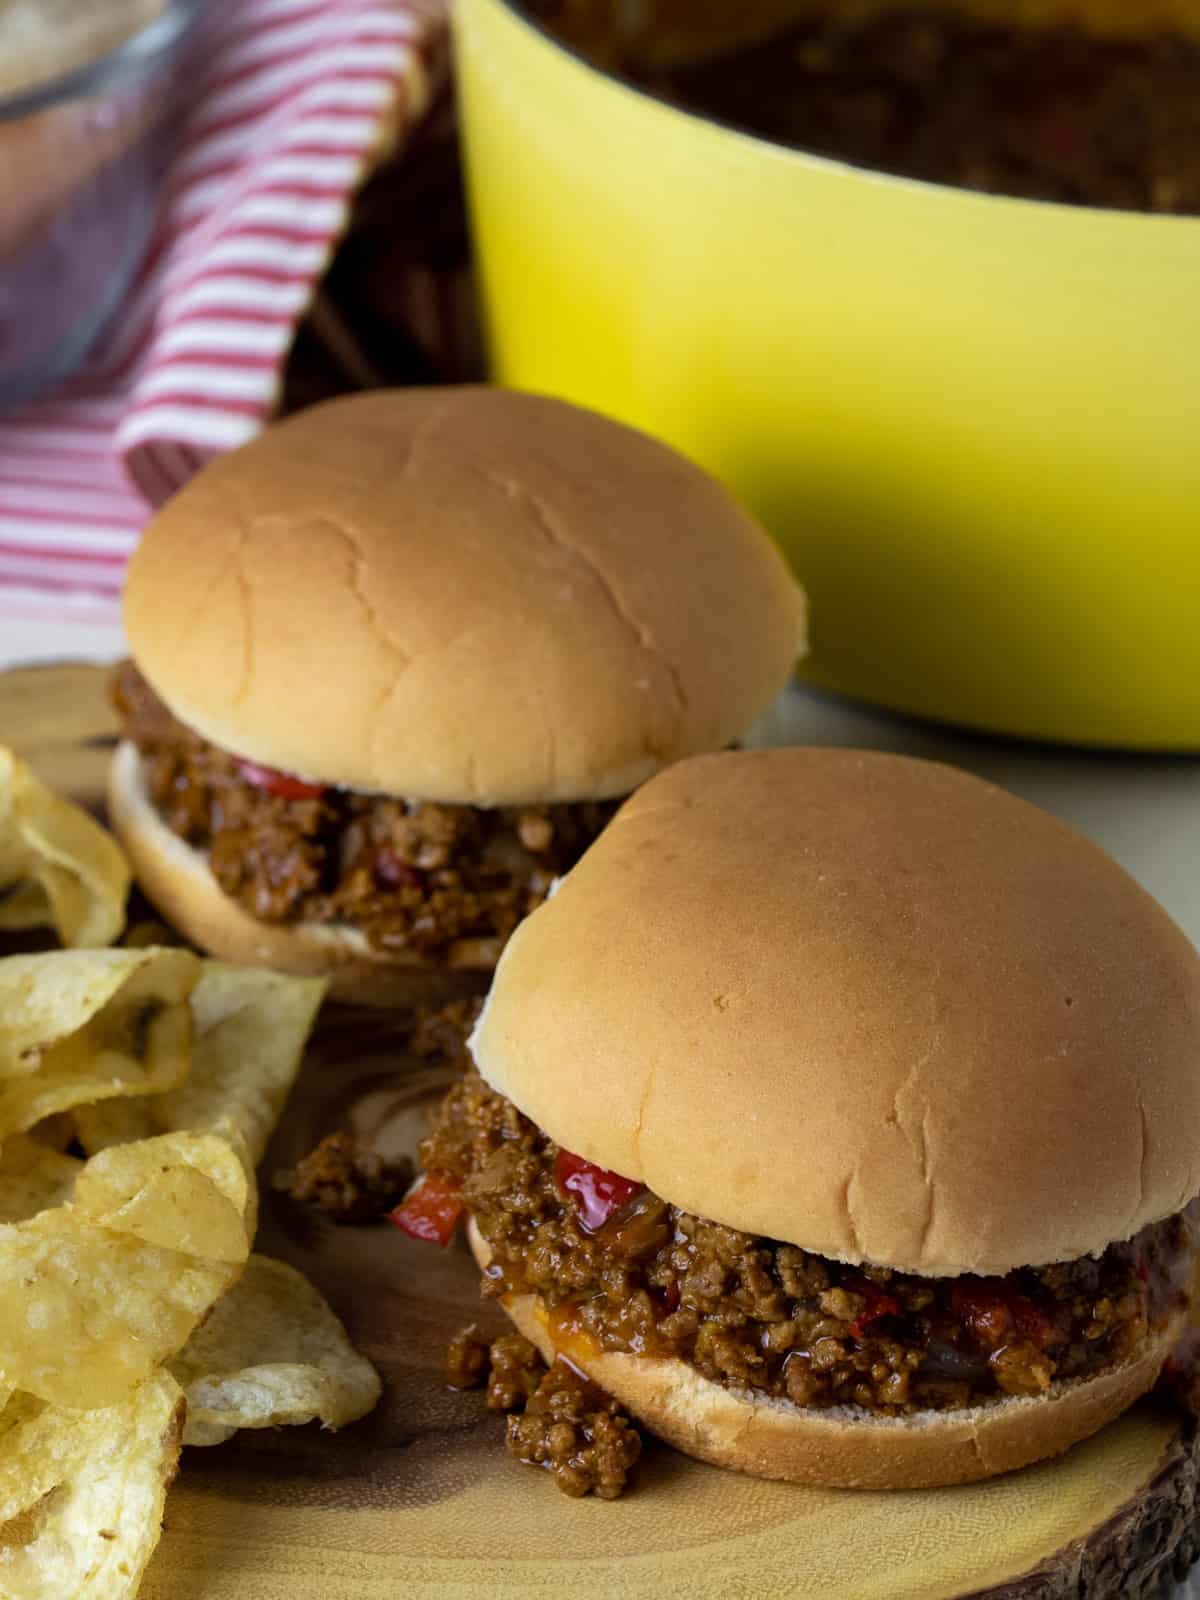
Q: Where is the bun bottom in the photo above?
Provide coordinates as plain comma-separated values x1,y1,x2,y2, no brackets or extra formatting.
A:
108,742,495,1008
468,1221,1179,1490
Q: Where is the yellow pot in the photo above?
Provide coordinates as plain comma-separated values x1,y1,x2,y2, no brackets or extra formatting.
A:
454,0,1200,749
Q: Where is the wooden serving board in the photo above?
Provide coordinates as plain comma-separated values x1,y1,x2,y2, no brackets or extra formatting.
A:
4,661,1199,1600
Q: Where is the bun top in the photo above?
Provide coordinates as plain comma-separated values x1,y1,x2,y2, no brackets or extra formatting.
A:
122,388,805,805
472,749,1200,1276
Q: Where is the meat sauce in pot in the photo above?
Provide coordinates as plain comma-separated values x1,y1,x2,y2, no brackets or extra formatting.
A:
524,2,1200,213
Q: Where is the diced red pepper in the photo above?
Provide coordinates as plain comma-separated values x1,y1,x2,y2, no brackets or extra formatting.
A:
390,1172,463,1246
1136,1261,1150,1284
237,759,328,801
952,1280,1012,1344
951,1279,1054,1349
554,1149,643,1233
850,1282,902,1339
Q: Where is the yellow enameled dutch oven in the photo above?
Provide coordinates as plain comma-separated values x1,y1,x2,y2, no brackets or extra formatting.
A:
454,0,1200,749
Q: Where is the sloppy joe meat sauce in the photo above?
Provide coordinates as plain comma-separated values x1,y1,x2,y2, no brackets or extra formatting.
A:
447,1325,642,1499
424,1067,1197,1416
112,662,615,962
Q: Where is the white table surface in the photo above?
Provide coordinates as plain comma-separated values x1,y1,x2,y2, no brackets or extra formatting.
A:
3,615,1199,1597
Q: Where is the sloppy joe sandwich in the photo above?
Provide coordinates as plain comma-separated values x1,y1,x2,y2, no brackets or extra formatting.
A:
402,748,1200,1488
109,388,805,1004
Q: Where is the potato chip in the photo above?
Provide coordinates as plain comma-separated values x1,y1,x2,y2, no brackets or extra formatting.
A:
0,1371,183,1599
179,966,326,1164
0,1217,227,1409
120,919,185,951
75,1126,256,1259
68,1096,149,1155
0,1392,87,1525
172,1254,381,1446
0,949,198,1144
75,964,326,1165
0,747,131,948
24,1114,74,1152
0,1137,81,1223
0,1132,252,1409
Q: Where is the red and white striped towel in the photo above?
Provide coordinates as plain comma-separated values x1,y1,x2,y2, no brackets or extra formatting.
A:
0,0,447,620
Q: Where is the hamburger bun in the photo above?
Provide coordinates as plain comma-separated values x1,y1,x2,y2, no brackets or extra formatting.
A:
122,387,806,806
107,741,489,1006
469,1221,1183,1491
472,748,1200,1277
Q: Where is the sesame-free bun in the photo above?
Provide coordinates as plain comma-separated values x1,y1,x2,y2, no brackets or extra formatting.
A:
107,741,492,1006
468,1222,1181,1490
122,388,806,806
472,749,1200,1277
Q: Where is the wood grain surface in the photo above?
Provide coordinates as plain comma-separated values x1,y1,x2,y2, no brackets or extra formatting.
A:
3,661,1198,1600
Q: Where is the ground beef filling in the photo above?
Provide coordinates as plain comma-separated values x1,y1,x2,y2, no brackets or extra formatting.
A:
278,997,481,1222
423,1069,1196,1417
447,1324,642,1499
279,1132,413,1224
112,662,616,961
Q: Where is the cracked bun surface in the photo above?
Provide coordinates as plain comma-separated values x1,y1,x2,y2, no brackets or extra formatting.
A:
471,748,1200,1277
122,387,806,806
